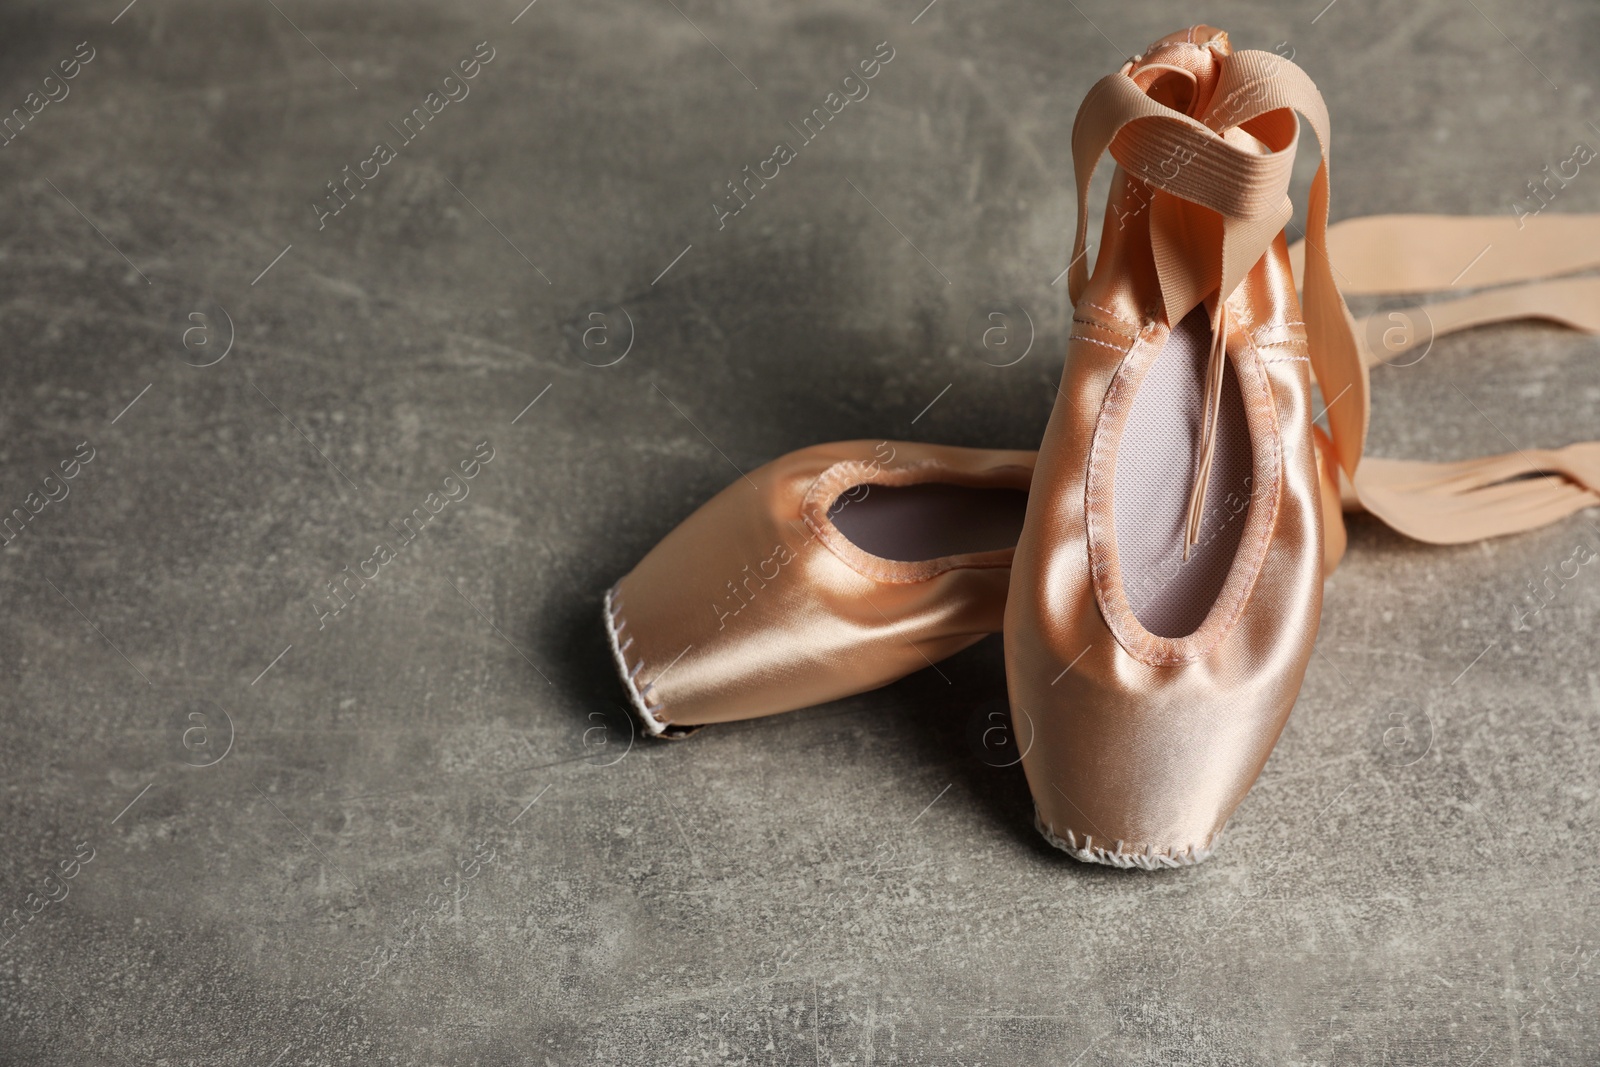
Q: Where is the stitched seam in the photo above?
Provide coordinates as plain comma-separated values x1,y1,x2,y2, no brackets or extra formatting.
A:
1251,314,1305,333
1253,325,1308,344
1072,315,1141,340
1071,334,1133,355
603,587,670,736
1081,300,1146,331
1035,811,1222,869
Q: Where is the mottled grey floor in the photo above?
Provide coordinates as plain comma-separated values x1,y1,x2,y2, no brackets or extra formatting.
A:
2,0,1598,1064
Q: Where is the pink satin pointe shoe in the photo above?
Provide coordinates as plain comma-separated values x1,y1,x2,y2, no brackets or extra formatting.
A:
1006,26,1331,868
606,440,1032,736
1007,26,1600,869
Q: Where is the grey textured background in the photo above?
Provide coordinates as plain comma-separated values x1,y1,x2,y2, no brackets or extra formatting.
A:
2,0,1598,1064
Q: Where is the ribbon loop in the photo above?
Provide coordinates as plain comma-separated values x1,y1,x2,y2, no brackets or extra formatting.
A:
1071,31,1600,556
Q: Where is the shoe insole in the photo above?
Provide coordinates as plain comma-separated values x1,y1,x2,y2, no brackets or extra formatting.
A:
831,483,1029,563
1113,306,1253,639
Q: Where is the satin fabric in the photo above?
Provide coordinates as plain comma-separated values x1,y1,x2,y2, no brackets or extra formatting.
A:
1011,25,1600,867
605,207,1600,741
1007,27,1327,867
606,441,1032,734
1290,213,1600,543
604,27,1600,870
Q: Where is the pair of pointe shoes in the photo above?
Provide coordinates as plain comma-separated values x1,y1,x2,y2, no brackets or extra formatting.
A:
607,27,1600,868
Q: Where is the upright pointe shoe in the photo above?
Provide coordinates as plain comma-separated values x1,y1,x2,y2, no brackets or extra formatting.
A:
1008,27,1600,868
607,440,1032,735
1007,27,1344,867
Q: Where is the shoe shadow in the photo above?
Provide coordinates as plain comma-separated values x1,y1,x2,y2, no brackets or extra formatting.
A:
867,635,1069,860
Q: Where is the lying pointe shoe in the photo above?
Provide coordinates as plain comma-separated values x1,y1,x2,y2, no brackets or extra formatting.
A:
1009,26,1600,868
605,440,1032,735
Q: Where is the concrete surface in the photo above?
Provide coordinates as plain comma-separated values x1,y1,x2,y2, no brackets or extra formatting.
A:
2,0,1598,1063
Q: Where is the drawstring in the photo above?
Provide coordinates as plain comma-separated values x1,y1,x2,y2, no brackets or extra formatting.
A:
1183,300,1230,558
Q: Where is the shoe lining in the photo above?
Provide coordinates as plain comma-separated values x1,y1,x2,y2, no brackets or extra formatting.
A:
830,483,1029,563
1112,306,1253,639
